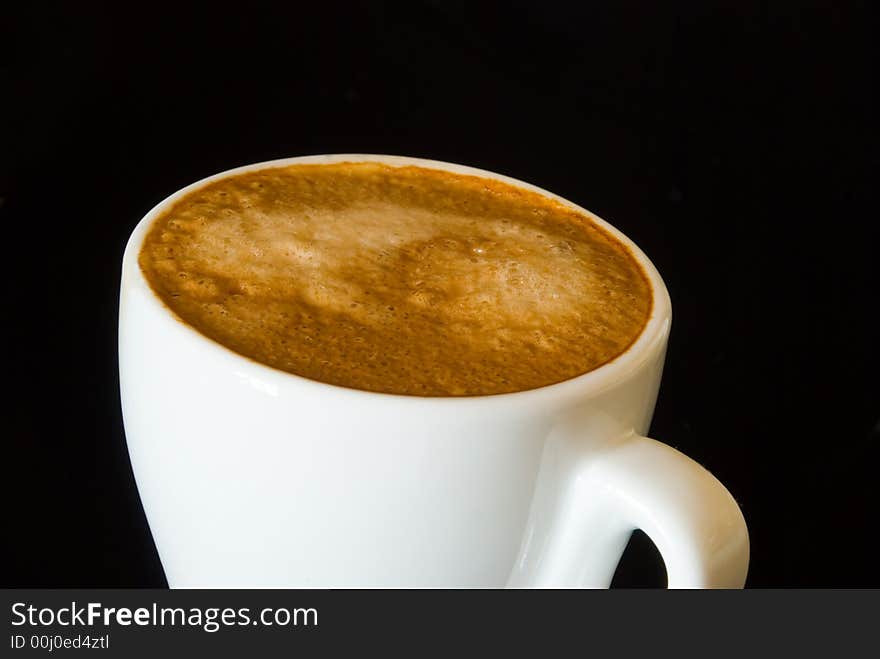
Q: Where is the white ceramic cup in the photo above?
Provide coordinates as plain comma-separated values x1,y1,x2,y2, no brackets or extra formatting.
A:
119,154,749,588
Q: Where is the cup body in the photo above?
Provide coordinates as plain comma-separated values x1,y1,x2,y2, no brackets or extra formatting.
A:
119,154,672,587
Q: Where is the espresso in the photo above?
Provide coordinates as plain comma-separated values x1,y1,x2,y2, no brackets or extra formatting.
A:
139,162,652,396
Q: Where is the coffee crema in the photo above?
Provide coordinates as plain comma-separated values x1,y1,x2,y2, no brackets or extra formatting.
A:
139,162,652,396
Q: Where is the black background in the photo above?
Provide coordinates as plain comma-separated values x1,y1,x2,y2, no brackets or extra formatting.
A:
3,1,876,587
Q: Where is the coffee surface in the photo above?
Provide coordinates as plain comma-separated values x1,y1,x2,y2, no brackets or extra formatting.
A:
139,162,652,395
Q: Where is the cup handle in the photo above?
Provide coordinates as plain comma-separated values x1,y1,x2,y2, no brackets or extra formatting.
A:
508,425,749,588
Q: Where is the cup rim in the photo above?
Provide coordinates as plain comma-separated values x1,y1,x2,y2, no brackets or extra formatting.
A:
121,153,672,406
